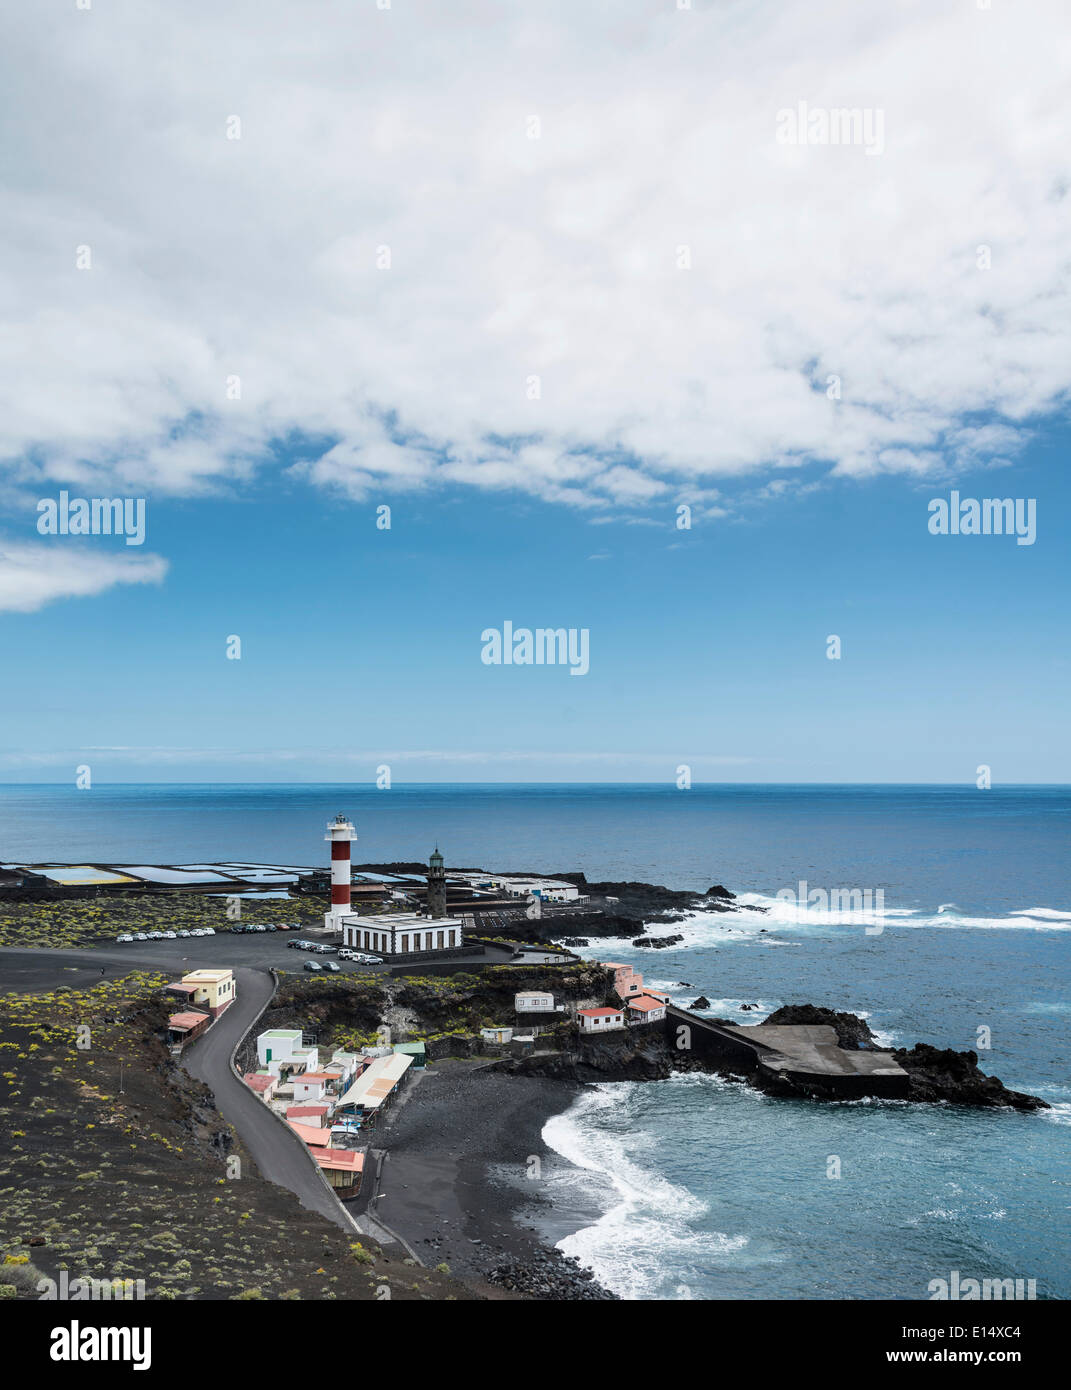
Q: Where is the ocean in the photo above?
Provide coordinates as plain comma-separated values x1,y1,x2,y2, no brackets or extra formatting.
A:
1,781,1068,1300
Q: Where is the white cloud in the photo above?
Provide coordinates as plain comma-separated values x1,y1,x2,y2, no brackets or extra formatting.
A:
1,0,1067,513
0,543,168,613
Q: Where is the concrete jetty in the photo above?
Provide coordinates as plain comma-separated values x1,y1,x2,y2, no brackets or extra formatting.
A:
665,1006,910,1099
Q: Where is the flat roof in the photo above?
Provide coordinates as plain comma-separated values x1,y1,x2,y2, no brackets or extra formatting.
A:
338,1052,413,1109
338,912,464,928
287,1120,332,1147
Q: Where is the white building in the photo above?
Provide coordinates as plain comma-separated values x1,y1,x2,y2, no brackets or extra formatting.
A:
495,876,585,903
626,995,667,1024
578,1006,625,1033
515,990,555,1013
339,911,464,957
256,1029,319,1077
291,1070,338,1104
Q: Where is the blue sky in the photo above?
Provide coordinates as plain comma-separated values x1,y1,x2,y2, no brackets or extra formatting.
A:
1,1,1069,783
2,428,1067,783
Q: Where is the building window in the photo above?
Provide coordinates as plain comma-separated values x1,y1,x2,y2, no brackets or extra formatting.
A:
448,929,456,947
436,930,444,949
401,934,409,952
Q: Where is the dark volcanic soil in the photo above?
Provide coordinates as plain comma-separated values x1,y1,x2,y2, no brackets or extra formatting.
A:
0,973,486,1301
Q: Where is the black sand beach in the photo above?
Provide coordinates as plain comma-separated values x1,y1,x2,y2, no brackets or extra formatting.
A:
368,1059,616,1298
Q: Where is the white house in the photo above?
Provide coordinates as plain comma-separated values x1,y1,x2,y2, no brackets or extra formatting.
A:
626,995,667,1024
292,1070,336,1104
515,990,555,1013
339,911,464,957
256,1029,319,1077
577,1007,625,1033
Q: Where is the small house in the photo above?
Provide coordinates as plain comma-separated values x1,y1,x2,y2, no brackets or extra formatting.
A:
286,1104,329,1127
578,1007,625,1033
393,1041,426,1069
626,994,667,1024
180,969,236,1018
515,990,555,1013
292,1070,337,1104
168,1010,211,1048
315,1148,365,1197
480,1024,513,1044
604,963,645,1000
243,1071,278,1101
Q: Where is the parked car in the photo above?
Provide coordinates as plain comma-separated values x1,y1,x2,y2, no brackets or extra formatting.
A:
263,924,277,931
115,934,134,943
303,960,322,972
287,940,305,949
161,931,177,940
229,925,244,934
146,931,163,940
322,961,341,972
315,944,336,954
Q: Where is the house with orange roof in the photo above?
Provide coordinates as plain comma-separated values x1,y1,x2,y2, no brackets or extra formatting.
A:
315,1147,365,1196
286,1119,332,1147
625,994,667,1024
292,1070,338,1104
167,1010,211,1048
578,1005,625,1033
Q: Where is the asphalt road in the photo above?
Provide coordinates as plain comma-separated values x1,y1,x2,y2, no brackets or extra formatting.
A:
181,965,356,1231
0,930,514,982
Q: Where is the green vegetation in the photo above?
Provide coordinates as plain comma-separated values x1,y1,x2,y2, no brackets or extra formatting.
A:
0,892,326,949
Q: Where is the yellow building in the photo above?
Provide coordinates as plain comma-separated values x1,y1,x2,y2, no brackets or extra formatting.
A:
180,969,236,1017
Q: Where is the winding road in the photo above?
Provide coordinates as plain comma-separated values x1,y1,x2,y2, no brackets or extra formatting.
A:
181,965,355,1231
0,944,413,1251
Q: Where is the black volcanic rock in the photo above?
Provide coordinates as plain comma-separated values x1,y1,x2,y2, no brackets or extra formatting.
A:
893,1044,1049,1111
764,1003,877,1050
632,934,684,949
691,996,711,1010
705,884,735,899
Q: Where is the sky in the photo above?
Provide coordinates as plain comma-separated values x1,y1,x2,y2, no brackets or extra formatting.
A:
0,0,1068,784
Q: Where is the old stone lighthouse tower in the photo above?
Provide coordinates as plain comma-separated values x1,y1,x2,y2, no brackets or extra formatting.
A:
427,847,447,919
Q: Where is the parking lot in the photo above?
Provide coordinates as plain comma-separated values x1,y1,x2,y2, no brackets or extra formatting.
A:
102,922,517,977
107,923,390,976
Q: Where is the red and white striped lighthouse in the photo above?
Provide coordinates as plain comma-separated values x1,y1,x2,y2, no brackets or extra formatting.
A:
324,814,356,928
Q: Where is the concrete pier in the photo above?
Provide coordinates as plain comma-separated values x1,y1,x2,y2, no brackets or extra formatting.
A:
665,1006,910,1099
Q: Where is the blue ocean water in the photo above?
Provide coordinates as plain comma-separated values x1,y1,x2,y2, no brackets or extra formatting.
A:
1,782,1068,1299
